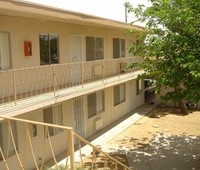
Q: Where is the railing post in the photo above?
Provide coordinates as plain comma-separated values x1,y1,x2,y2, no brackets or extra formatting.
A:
81,62,84,88
52,66,56,96
118,60,120,78
12,70,17,105
102,61,104,83
68,129,75,170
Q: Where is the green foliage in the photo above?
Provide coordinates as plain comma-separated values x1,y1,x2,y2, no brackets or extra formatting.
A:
128,0,200,109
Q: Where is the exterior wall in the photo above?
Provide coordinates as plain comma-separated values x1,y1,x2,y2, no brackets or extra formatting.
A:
0,16,135,69
0,100,73,170
83,81,142,137
0,78,144,169
133,79,145,108
155,86,174,106
0,14,144,169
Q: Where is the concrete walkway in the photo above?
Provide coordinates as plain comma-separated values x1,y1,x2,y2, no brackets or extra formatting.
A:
90,103,156,146
57,103,156,167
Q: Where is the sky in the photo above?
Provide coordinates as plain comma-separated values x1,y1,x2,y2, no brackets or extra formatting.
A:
24,0,150,24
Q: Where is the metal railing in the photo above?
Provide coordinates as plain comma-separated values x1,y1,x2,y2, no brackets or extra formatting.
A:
0,58,142,105
0,115,131,170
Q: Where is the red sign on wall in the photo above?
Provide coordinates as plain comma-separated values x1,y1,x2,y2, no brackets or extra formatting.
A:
24,41,32,56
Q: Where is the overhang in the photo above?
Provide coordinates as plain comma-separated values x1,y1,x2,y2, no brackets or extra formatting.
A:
0,0,144,31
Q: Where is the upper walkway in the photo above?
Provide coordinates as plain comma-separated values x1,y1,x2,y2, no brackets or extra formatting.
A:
0,67,142,116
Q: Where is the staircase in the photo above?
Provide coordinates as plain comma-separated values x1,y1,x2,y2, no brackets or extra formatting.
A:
72,133,131,170
0,115,131,170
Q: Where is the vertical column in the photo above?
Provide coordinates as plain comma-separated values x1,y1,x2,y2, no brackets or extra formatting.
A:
68,129,75,170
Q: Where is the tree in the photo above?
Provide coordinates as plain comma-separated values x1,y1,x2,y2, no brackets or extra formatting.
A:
127,0,200,114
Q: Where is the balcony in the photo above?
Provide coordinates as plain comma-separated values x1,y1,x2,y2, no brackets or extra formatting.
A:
0,58,143,116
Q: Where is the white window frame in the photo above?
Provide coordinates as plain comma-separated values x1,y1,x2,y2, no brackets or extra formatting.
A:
88,90,105,118
86,36,104,61
0,32,11,70
43,104,63,136
113,38,125,58
114,83,126,106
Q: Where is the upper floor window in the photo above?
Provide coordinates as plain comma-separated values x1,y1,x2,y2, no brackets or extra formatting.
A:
86,36,104,61
88,90,105,118
0,32,11,70
0,121,18,160
114,83,126,106
113,38,125,58
43,104,63,136
39,34,59,65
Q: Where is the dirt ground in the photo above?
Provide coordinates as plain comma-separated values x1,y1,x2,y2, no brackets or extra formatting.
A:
106,106,200,170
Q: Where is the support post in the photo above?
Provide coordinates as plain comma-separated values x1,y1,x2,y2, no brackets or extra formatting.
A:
68,129,75,170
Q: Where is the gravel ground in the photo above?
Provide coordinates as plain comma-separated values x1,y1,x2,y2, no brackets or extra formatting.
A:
105,107,200,170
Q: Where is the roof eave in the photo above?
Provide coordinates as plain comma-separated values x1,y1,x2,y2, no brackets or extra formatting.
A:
0,0,144,31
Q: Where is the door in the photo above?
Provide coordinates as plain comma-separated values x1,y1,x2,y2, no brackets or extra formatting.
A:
73,97,85,138
70,34,83,83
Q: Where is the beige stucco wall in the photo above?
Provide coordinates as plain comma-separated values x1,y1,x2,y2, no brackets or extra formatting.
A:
0,100,73,170
85,79,144,137
0,16,136,69
0,15,143,169
0,78,145,169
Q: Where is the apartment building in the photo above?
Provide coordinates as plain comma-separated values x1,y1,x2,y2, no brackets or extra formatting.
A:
0,1,144,169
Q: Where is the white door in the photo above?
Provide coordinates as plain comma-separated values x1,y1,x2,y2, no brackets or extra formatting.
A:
70,35,83,83
73,97,85,137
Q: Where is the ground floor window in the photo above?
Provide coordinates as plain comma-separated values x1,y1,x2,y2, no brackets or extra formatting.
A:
43,104,63,136
136,79,142,95
0,32,11,70
0,121,18,159
114,83,126,106
88,90,105,118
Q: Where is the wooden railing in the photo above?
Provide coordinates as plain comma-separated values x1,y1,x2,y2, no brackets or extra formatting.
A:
0,58,142,106
0,115,131,170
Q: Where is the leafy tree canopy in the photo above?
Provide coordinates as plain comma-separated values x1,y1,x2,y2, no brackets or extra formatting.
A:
127,0,200,114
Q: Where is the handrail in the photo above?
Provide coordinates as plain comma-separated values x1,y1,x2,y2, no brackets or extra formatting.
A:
73,132,131,170
0,57,142,106
0,115,132,170
0,115,73,130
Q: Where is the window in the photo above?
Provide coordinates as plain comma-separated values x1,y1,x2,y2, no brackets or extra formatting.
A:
113,38,125,58
0,32,11,70
88,91,105,118
39,34,59,65
43,104,63,136
136,79,142,95
114,83,126,106
0,121,18,159
86,36,104,61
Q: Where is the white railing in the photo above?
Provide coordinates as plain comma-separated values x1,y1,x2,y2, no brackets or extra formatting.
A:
0,116,131,170
0,58,142,105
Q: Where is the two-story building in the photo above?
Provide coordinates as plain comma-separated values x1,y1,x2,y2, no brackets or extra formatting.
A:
0,1,144,169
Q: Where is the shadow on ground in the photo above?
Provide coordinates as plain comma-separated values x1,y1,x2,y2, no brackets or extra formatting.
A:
117,134,200,170
146,106,198,119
